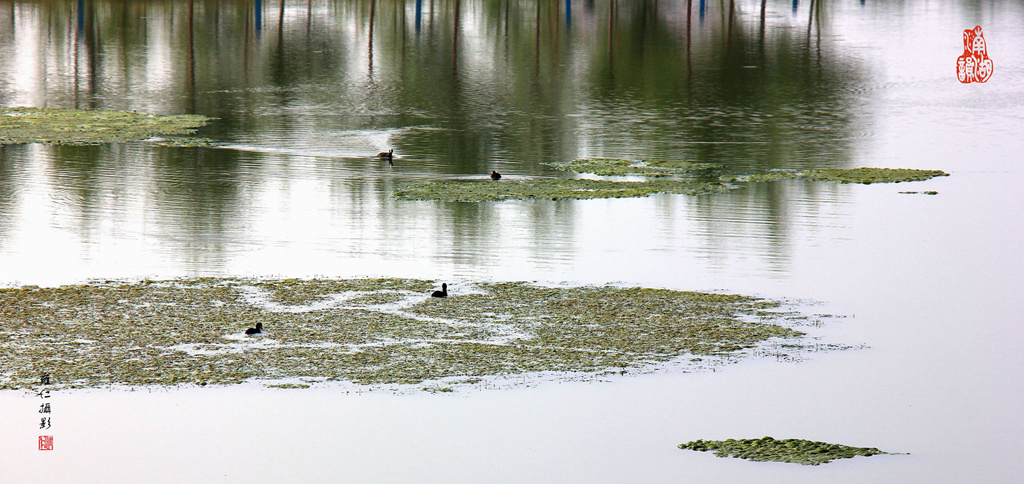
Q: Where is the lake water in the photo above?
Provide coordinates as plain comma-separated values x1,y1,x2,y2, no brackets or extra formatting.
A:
1,0,1023,482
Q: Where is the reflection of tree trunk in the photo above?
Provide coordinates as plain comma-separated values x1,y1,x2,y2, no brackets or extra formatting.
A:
534,0,540,77
760,0,766,41
607,0,615,82
73,0,82,107
686,0,692,81
553,0,559,57
814,0,822,72
245,1,251,81
453,0,460,79
759,0,766,65
726,0,735,56
276,0,284,32
188,0,196,113
85,0,97,109
278,0,286,47
502,0,508,56
807,0,814,42
368,0,375,77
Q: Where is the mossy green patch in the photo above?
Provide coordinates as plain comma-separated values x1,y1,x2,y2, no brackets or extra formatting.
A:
730,168,948,185
0,278,829,391
392,178,729,202
721,171,800,183
548,158,718,177
0,107,211,145
394,160,946,202
803,168,948,184
679,437,890,465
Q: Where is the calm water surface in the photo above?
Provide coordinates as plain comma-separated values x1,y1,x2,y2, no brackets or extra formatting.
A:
1,0,1023,482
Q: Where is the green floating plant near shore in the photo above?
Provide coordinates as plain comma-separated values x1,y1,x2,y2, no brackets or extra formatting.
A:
724,168,949,185
392,178,729,201
0,107,211,145
392,157,726,201
0,278,828,390
394,160,948,202
679,437,890,465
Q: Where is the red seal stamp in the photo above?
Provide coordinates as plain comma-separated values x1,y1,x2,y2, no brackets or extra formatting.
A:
957,26,993,83
38,435,54,451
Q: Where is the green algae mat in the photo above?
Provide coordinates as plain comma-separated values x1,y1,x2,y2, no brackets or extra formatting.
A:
0,278,833,390
392,178,729,202
0,107,210,145
679,437,890,465
392,158,948,202
393,158,727,201
725,167,949,184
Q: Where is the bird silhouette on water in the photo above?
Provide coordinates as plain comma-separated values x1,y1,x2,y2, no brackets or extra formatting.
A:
431,283,448,298
377,148,394,159
245,322,263,335
490,170,501,180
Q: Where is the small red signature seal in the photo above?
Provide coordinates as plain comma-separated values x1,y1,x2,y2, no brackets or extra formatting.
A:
957,26,993,83
38,435,54,451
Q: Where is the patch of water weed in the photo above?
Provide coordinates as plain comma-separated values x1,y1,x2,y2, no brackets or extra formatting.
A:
721,171,800,183
0,278,834,391
803,168,948,184
0,107,211,145
679,437,891,465
548,158,719,177
730,168,947,185
392,179,729,202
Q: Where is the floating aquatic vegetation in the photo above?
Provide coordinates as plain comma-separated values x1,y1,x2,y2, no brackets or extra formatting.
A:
803,168,948,184
0,107,211,145
0,278,834,391
392,178,729,202
548,158,719,177
678,437,891,465
394,160,945,202
726,168,948,185
721,171,800,183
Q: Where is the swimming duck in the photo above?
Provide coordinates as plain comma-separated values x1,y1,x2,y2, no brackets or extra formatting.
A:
377,149,394,159
490,170,501,180
431,283,448,298
245,322,263,335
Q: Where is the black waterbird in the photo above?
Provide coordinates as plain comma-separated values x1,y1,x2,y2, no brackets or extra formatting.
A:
431,283,448,298
245,322,263,335
490,170,501,180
